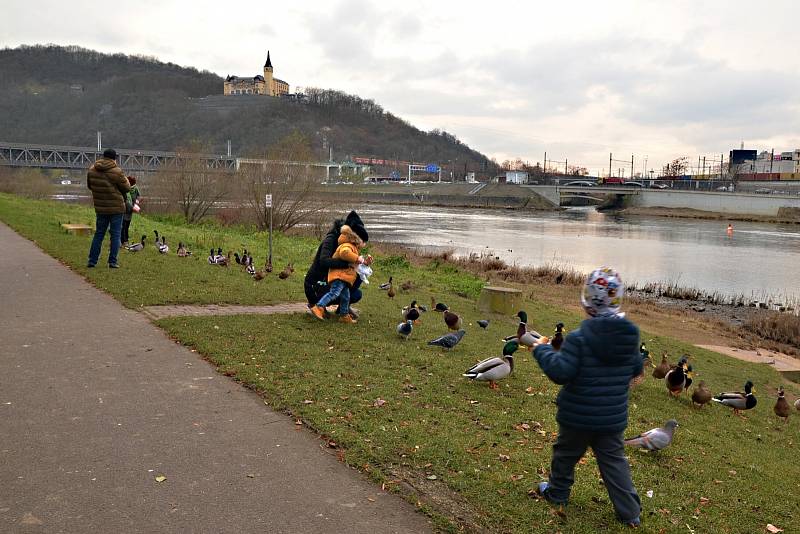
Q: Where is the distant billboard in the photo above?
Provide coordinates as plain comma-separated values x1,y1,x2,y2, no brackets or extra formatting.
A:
729,149,757,165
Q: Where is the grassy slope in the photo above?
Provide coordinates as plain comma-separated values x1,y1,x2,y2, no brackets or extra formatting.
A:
2,193,799,533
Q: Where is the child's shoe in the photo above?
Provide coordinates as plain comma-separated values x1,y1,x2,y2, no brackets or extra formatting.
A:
309,305,326,321
536,482,567,506
339,314,358,324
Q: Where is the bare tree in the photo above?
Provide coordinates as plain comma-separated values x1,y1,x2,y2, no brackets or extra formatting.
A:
150,141,232,223
240,131,327,231
662,156,689,178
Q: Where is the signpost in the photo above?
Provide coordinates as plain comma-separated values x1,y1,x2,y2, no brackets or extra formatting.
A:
266,194,273,271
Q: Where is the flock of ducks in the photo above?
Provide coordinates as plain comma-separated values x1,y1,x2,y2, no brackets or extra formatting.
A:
384,286,798,452
124,229,294,281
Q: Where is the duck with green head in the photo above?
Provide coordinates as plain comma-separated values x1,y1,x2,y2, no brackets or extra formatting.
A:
463,340,518,389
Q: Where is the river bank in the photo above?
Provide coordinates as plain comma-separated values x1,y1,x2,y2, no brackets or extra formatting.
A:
620,205,800,225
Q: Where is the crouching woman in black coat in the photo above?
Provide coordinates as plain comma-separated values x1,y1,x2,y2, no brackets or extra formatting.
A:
304,210,371,319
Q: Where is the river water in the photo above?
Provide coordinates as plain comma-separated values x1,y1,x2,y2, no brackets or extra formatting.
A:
358,205,800,304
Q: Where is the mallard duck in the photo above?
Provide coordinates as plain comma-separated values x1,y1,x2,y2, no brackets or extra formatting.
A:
379,277,393,290
502,311,542,345
551,323,566,351
691,380,713,407
775,386,790,424
253,270,266,281
463,340,518,389
652,353,670,379
432,297,448,312
278,263,294,279
713,381,757,416
624,420,678,452
387,284,396,299
427,330,465,350
207,248,216,264
630,343,651,388
217,251,231,267
396,319,413,340
444,309,462,331
400,280,414,291
177,242,191,257
665,357,689,396
212,247,226,264
795,398,800,412
477,319,490,329
157,235,169,254
234,252,242,265
402,301,421,323
125,235,146,252
684,364,694,391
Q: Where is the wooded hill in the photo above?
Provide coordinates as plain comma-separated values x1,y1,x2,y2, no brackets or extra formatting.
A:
0,45,494,171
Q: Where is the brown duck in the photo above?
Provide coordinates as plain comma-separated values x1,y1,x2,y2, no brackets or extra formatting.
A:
278,263,294,280
691,380,713,407
652,353,670,379
775,386,791,424
444,309,462,331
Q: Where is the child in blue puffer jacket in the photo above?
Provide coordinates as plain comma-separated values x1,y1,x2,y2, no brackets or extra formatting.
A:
533,267,643,528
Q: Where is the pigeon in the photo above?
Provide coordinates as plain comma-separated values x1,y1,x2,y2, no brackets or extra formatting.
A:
477,319,490,329
427,330,466,350
396,319,413,340
775,386,790,424
713,381,757,416
691,380,713,407
463,340,518,389
624,420,678,451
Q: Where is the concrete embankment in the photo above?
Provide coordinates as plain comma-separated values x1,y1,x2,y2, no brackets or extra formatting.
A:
317,183,558,210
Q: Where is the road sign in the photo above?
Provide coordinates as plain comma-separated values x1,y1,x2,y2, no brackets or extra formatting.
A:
425,164,440,173
265,194,272,208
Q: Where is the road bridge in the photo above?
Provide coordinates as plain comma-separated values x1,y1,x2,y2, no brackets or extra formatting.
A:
524,185,640,206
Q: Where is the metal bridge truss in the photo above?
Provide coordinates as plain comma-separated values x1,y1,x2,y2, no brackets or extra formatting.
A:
0,142,236,172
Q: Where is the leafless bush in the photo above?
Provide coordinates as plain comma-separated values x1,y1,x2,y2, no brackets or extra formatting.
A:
148,142,232,223
239,131,327,232
0,167,54,199
744,312,800,348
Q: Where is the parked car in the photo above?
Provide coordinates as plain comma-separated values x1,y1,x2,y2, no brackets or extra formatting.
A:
622,181,644,187
651,183,670,189
564,180,596,187
754,188,772,194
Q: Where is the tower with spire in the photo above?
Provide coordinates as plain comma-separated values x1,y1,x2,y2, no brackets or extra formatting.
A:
263,51,274,96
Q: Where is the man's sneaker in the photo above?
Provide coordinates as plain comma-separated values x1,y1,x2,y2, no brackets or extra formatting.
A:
309,305,326,320
87,263,96,268
339,314,357,324
623,517,641,528
349,308,360,320
109,263,120,269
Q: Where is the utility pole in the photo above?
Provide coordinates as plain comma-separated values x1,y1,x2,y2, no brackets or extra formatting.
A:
770,148,774,175
226,139,231,157
630,154,634,180
609,153,612,180
702,156,706,178
565,158,568,175
543,152,547,178
97,131,102,152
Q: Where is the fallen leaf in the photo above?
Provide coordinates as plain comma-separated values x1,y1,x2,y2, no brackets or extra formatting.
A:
302,399,314,404
766,525,783,533
373,398,386,407
699,497,710,505
525,387,534,393
498,454,510,461
646,490,654,498
426,474,437,480
511,474,524,481
155,474,167,483
367,497,375,502
246,474,255,478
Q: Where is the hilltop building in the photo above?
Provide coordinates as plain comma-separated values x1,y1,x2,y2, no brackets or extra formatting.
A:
223,51,289,97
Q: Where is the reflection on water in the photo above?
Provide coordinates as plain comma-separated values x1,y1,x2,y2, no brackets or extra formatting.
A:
358,205,800,302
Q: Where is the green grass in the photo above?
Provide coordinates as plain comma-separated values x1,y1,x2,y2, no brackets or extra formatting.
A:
0,194,316,307
3,193,800,533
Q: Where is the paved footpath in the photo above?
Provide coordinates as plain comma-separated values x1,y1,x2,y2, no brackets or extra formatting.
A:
0,222,432,534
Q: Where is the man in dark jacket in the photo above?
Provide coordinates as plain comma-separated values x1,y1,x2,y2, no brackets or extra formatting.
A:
304,210,370,318
533,267,642,528
86,148,130,268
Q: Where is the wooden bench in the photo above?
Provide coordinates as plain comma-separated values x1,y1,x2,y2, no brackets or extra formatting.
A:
61,223,93,236
478,286,523,315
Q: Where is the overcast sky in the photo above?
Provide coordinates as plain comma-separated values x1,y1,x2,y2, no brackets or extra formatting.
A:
3,0,799,173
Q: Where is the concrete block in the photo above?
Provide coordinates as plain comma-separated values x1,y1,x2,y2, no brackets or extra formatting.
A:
478,286,523,315
61,223,93,236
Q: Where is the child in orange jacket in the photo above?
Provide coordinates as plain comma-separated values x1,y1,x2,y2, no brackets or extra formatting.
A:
310,224,365,323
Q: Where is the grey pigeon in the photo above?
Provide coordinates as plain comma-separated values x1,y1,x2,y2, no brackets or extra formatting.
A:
396,320,413,340
477,320,490,329
624,420,678,451
427,330,466,350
